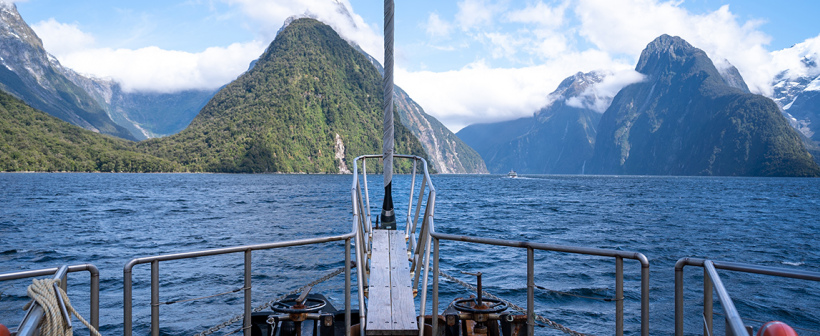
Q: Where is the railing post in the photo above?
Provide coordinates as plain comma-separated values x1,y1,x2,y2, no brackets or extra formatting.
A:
641,263,649,336
151,260,159,336
704,267,713,336
675,263,684,336
363,159,372,229
90,266,100,335
60,271,68,292
616,256,624,336
432,238,440,336
345,238,352,336
406,159,417,237
124,266,133,336
527,247,534,336
418,228,433,336
244,250,252,336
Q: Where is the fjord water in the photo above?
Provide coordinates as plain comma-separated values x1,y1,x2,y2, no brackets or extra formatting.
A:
0,174,818,335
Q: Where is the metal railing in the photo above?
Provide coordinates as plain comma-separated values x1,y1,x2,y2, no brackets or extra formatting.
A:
351,154,650,336
0,264,100,336
123,219,365,336
350,154,436,333
675,257,820,336
425,232,650,336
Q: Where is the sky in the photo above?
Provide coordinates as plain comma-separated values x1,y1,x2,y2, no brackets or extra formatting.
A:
8,0,820,131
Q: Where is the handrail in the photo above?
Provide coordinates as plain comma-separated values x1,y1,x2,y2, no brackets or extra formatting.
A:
124,220,363,336
0,264,100,336
426,231,650,336
675,257,820,336
351,154,435,335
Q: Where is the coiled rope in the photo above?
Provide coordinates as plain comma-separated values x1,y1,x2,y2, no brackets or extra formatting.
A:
25,279,101,336
196,265,347,336
438,269,591,336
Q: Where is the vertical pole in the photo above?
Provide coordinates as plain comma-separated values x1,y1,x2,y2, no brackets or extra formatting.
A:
355,235,367,336
527,247,534,336
675,267,684,336
380,0,396,230
244,250,252,336
704,268,713,336
418,232,433,336
363,159,372,231
616,257,624,336
345,238,352,336
124,268,132,336
641,265,649,336
90,268,100,335
406,160,417,238
151,261,159,336
432,238,440,336
60,272,68,292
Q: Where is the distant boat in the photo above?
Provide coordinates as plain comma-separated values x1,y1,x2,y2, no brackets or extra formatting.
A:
507,169,517,178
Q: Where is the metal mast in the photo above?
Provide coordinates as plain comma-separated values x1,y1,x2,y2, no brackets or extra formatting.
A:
380,0,396,230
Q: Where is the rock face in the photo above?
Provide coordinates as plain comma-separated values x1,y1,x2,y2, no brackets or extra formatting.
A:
138,18,429,173
457,72,604,174
394,86,488,173
63,73,217,140
0,2,135,140
588,35,820,177
353,46,487,174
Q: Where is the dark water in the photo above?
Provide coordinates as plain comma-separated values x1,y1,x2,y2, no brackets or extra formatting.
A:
0,173,818,335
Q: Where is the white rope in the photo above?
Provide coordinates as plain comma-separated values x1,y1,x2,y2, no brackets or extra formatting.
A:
25,278,101,336
382,0,394,187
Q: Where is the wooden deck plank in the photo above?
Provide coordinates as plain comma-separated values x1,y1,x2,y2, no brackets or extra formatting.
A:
388,231,418,332
366,230,418,336
368,230,394,334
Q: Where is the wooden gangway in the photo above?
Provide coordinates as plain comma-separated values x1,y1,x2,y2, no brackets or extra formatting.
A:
366,229,418,335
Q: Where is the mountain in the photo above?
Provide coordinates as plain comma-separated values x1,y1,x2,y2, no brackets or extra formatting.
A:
0,2,135,140
138,18,428,173
0,89,179,172
61,73,217,140
349,35,487,174
769,40,820,164
457,72,604,174
588,35,820,177
393,86,488,173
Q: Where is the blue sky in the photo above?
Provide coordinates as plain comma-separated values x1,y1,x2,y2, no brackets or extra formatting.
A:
10,0,820,131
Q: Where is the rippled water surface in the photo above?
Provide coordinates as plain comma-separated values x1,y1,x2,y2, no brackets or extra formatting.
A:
1,173,818,335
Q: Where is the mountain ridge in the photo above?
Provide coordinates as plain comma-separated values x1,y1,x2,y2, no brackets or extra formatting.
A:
0,2,136,140
588,34,820,177
138,18,429,173
457,71,605,174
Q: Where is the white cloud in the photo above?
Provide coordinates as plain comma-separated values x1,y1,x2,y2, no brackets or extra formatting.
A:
505,1,568,28
771,34,820,80
58,41,266,93
397,51,633,132
575,0,774,95
455,0,501,31
31,19,95,57
224,0,383,63
484,32,522,60
27,0,385,94
566,69,645,113
425,12,452,38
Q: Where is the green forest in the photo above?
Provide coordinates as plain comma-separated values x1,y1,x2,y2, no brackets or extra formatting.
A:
0,19,428,173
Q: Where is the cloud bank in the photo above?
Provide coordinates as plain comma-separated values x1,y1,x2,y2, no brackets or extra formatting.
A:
23,0,820,130
566,70,646,113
